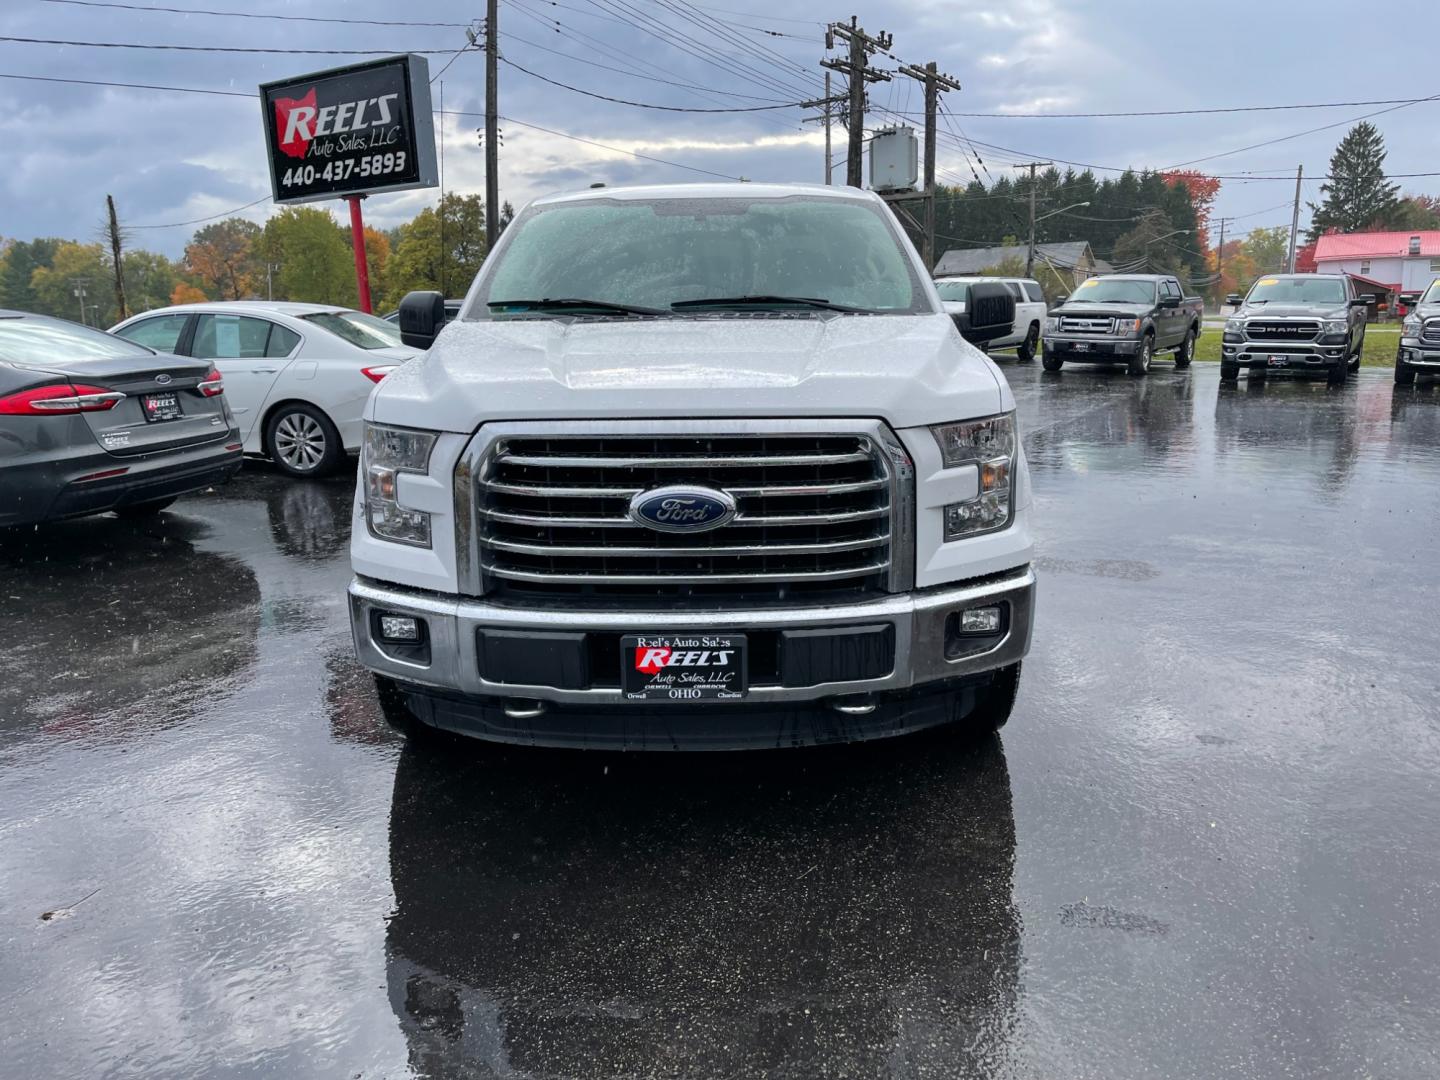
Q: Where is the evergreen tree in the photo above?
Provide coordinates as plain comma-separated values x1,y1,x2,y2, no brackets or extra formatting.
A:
1307,122,1399,239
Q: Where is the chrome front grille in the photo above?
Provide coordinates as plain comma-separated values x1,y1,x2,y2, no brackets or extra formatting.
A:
1244,320,1320,343
1058,316,1114,335
463,420,912,604
1421,318,1440,344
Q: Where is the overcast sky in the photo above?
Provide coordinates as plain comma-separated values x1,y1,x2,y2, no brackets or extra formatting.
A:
2,0,1438,259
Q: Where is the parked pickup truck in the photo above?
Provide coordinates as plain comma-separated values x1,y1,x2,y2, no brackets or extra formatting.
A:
1042,274,1202,375
347,182,1036,750
935,276,1047,361
1394,279,1440,385
1222,273,1370,385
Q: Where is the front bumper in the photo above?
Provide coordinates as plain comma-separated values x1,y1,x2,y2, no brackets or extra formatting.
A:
1045,335,1138,360
1397,341,1440,369
349,566,1035,747
1221,337,1347,370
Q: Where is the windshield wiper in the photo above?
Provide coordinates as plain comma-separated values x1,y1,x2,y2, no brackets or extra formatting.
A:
487,298,666,316
671,294,868,312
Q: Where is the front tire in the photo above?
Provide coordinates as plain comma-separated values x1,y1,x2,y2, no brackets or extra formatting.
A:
113,497,178,518
1041,348,1064,372
1220,361,1240,381
1017,323,1040,362
264,403,345,478
1174,327,1195,369
1327,360,1347,386
1348,333,1364,372
965,663,1021,734
375,674,435,740
1395,356,1416,385
1128,333,1154,376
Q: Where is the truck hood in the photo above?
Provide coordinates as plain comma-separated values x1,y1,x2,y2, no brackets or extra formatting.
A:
1236,303,1347,319
368,314,1006,431
1056,301,1151,318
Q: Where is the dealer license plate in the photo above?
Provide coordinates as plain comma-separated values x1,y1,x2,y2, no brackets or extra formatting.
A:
1267,355,1288,368
142,392,182,422
1072,342,1090,352
621,634,747,702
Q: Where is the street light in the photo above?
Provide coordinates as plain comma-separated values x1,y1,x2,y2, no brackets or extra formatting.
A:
1145,227,1191,245
1035,200,1090,224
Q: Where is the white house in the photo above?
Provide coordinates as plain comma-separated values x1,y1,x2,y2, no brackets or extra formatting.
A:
1312,230,1440,297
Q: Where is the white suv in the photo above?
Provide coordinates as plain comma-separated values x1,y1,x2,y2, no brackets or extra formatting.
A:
348,182,1036,750
935,277,1048,361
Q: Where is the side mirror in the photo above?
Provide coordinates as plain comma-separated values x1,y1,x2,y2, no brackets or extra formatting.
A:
399,290,446,350
1226,293,1242,307
1358,293,1377,305
1399,292,1420,307
954,280,1017,347
1052,294,1068,307
1159,295,1180,310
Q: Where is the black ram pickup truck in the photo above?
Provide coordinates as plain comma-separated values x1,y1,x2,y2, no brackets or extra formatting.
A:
1222,273,1370,385
1042,274,1203,376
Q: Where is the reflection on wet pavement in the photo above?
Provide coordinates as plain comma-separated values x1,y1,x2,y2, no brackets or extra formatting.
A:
2,368,1439,1078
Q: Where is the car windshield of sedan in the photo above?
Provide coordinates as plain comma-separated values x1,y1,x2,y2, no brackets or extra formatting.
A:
298,310,405,350
0,314,153,364
1071,279,1155,304
474,194,926,316
1246,277,1346,304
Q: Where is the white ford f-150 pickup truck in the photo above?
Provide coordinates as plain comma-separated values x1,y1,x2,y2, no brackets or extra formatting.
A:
348,182,1036,750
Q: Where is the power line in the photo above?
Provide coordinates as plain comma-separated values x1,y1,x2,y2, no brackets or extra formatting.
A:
496,114,743,179
128,195,269,229
932,94,1440,119
0,34,455,54
34,0,469,26
500,55,803,111
0,70,249,97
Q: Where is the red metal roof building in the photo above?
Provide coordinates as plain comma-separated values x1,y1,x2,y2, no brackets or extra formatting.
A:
1312,230,1440,302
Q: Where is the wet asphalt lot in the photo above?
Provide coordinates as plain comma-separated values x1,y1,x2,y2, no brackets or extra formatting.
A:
3,363,1440,1079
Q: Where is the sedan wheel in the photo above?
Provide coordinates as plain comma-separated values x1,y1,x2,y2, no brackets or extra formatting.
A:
265,404,344,477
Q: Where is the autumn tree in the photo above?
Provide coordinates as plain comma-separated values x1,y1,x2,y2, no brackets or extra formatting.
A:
184,218,261,299
0,237,60,311
1307,122,1400,240
170,282,208,305
1161,170,1221,251
260,206,355,306
380,193,487,307
29,242,113,324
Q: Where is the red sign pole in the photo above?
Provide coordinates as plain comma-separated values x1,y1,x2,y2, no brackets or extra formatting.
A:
346,194,372,313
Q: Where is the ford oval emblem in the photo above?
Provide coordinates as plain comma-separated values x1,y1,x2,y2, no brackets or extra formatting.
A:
629,485,737,533
154,373,173,385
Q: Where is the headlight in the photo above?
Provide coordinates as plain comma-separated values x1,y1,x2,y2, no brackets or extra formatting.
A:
1403,315,1421,336
1224,317,1245,334
1113,318,1141,337
1043,317,1058,333
364,422,437,547
1321,319,1348,335
930,413,1015,540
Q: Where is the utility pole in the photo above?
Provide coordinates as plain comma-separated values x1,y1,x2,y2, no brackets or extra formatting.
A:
1214,215,1234,307
898,61,961,270
105,194,128,323
799,73,846,185
1286,164,1304,273
71,280,89,326
484,0,499,249
1015,161,1054,278
821,18,892,190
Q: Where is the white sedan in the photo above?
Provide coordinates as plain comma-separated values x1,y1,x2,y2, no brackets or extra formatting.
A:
111,301,419,477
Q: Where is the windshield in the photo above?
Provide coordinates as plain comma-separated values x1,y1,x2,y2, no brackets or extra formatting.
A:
473,195,925,317
934,281,973,301
1419,280,1440,303
1071,279,1155,304
0,314,153,364
298,310,404,350
1246,277,1346,305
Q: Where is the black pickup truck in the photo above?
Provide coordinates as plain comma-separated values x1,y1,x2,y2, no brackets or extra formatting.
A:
1042,274,1204,376
1222,273,1370,385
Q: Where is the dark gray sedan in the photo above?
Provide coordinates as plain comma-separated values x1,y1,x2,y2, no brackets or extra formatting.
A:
0,310,244,527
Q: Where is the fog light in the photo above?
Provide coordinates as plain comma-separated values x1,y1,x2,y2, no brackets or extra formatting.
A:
960,606,1001,634
379,615,420,642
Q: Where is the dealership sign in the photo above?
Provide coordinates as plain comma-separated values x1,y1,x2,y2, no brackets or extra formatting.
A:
259,54,437,205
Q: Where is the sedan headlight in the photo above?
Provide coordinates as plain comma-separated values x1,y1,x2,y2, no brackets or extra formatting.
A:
364,422,437,547
1321,319,1348,336
930,413,1015,540
1403,314,1421,336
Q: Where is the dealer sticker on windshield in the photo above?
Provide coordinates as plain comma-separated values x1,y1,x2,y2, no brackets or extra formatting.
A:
621,634,747,702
